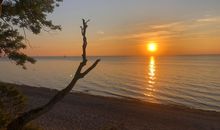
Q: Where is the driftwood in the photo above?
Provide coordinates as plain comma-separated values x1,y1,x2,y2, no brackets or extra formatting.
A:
7,19,100,130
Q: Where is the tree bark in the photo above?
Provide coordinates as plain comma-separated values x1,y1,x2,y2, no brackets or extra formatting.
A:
7,19,100,130
0,0,3,16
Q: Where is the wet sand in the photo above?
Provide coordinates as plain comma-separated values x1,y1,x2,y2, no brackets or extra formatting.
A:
15,84,220,130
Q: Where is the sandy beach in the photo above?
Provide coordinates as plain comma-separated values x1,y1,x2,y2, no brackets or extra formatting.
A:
14,84,220,130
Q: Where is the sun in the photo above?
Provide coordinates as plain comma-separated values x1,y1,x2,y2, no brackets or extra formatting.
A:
147,42,157,52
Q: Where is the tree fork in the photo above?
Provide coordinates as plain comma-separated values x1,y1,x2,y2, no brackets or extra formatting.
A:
7,19,100,130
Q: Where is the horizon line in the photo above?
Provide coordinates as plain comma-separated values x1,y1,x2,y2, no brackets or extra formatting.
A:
27,54,220,57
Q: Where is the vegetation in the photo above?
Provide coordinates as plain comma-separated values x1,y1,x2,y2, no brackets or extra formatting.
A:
0,82,45,130
0,0,62,69
1,1,100,129
1,0,63,127
0,82,26,129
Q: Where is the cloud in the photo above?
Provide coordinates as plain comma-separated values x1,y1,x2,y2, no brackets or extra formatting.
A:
127,31,172,39
100,16,220,41
100,31,173,41
151,22,182,29
97,30,105,35
197,17,218,22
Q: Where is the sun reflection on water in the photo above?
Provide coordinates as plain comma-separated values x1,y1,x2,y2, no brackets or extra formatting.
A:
144,56,157,101
149,56,156,81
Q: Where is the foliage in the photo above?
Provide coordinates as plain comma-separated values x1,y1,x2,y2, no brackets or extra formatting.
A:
0,0,62,69
0,83,43,130
0,82,26,129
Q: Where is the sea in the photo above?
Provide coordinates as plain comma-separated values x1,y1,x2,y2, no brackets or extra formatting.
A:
0,56,220,112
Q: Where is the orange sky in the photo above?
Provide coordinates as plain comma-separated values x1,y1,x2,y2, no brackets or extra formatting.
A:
23,0,220,56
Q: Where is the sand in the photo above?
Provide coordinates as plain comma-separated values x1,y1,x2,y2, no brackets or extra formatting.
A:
15,85,220,130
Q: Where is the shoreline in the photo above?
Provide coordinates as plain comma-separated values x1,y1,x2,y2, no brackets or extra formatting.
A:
4,83,220,130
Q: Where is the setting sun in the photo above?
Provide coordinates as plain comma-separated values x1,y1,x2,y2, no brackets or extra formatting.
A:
147,42,157,52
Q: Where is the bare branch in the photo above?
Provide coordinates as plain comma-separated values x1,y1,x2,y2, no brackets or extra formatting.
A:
7,19,100,130
80,59,101,78
81,18,89,63
0,7,1,17
85,19,90,24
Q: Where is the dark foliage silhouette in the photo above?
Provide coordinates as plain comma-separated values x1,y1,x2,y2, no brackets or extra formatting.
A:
0,83,26,129
0,0,62,69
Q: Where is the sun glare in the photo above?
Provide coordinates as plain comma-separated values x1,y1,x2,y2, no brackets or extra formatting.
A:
147,42,157,52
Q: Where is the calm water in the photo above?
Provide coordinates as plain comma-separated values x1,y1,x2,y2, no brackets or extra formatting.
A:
0,56,220,111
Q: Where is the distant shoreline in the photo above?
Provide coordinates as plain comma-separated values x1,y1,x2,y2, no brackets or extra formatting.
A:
1,54,219,59
23,54,220,58
1,54,220,62
4,82,220,130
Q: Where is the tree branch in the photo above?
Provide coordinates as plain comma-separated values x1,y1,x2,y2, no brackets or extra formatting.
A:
81,19,89,63
0,0,3,16
7,19,100,130
80,59,100,78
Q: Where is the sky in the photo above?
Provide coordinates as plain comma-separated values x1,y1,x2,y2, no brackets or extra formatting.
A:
24,0,220,56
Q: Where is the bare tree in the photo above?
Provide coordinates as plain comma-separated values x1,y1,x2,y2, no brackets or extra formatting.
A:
7,19,100,130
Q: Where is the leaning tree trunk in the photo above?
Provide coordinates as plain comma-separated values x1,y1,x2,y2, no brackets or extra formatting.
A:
7,19,100,130
0,0,3,16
